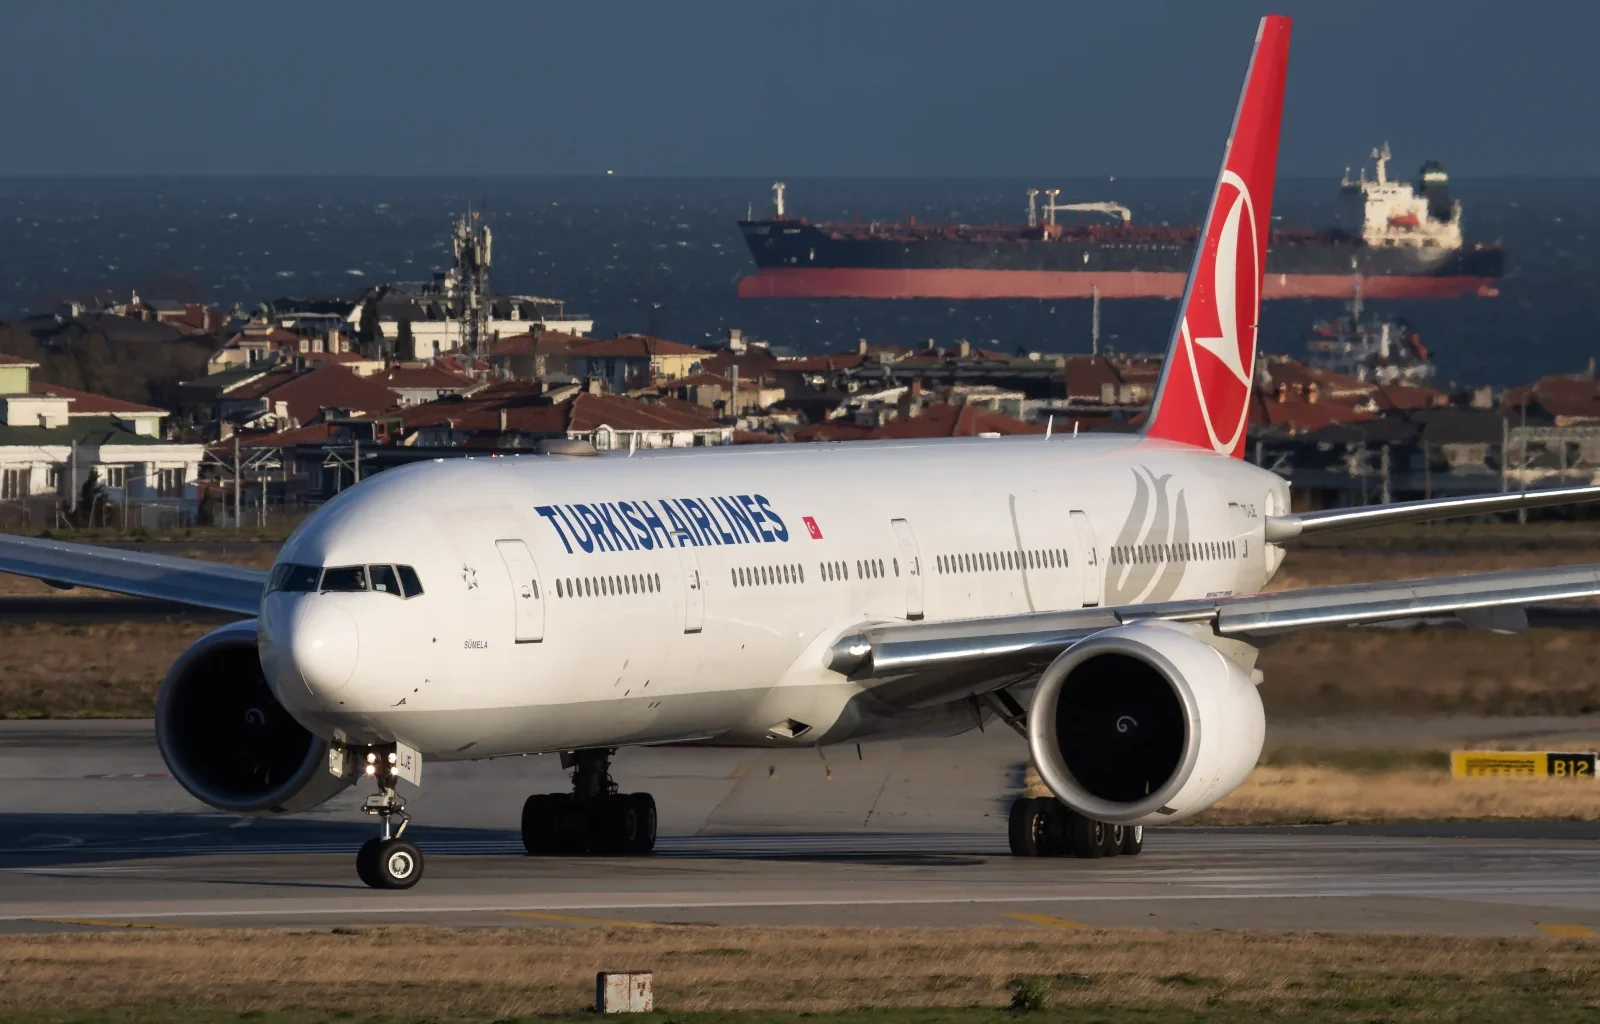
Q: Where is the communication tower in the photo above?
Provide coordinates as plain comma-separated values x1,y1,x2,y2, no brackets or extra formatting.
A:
451,210,493,355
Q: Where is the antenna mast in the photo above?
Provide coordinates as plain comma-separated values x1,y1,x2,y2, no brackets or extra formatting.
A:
451,208,493,356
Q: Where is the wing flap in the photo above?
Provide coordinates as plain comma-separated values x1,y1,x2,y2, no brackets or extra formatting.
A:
0,534,265,616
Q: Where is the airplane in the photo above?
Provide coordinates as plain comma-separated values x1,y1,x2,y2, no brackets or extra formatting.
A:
6,14,1600,890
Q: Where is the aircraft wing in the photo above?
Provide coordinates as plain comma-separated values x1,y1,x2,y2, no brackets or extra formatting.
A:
0,534,265,616
829,563,1600,711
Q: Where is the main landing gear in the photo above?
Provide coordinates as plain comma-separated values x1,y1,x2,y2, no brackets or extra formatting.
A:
356,755,424,889
1008,796,1143,859
521,748,657,856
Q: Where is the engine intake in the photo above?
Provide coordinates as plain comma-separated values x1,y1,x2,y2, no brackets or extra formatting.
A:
1028,620,1263,825
155,620,352,814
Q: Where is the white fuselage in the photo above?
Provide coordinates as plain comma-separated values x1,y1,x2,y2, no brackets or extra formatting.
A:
257,434,1289,760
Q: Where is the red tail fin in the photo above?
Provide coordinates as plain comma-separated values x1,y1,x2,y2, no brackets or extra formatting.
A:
1144,15,1290,458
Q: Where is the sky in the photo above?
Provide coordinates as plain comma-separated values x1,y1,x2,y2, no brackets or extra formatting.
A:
0,0,1592,178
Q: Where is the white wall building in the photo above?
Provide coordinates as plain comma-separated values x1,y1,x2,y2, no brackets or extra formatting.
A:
0,356,205,526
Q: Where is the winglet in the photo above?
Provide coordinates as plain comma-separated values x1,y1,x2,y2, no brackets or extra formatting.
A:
1143,15,1290,458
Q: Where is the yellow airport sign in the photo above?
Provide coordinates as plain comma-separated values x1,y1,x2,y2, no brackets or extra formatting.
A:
1451,751,1598,779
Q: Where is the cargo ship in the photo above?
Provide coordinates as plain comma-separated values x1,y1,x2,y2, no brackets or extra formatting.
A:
737,145,1504,301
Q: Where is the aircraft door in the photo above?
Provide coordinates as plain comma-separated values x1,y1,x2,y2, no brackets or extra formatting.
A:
1068,509,1102,607
674,540,704,634
1009,494,1077,612
890,518,924,620
494,539,545,643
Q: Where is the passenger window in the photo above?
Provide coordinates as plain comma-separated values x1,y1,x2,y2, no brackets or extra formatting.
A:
268,563,320,594
368,565,402,596
321,566,367,592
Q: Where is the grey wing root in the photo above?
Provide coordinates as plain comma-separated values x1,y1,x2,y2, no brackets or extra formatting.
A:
829,563,1600,711
0,534,266,616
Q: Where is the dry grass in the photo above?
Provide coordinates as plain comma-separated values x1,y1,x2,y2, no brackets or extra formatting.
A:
0,621,211,718
1198,765,1600,824
1024,759,1600,824
0,925,1595,1020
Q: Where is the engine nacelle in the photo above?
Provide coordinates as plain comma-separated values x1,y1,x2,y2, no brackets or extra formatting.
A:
155,620,352,814
1028,620,1264,825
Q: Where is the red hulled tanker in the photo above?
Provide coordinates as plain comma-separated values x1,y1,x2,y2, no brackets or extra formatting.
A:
738,146,1503,301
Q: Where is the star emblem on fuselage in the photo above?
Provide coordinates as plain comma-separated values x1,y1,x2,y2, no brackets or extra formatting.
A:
461,564,478,590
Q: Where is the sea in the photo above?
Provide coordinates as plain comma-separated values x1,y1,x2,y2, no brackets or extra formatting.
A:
0,175,1594,388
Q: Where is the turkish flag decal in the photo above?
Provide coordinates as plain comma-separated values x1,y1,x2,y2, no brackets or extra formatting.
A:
802,516,823,539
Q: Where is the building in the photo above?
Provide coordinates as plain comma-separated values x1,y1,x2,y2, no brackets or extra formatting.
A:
559,336,712,391
218,364,402,433
389,381,731,451
376,364,480,408
671,372,785,415
0,355,205,526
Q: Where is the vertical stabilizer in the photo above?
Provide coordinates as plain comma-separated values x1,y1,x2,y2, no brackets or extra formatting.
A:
1143,15,1291,458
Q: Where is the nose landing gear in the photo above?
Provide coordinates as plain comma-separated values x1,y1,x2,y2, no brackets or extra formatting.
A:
349,745,425,889
522,748,658,856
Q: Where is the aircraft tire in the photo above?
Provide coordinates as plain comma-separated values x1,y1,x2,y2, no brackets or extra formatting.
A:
1065,810,1105,859
1007,797,1050,857
521,794,562,855
372,838,423,889
626,793,658,854
356,837,381,887
1102,823,1125,857
1120,824,1145,856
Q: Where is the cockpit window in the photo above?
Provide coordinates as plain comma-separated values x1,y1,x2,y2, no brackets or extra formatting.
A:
267,563,320,594
396,565,423,597
320,566,368,592
368,564,401,596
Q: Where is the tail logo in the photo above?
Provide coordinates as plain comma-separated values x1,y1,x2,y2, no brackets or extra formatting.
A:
1182,169,1259,455
1106,466,1190,606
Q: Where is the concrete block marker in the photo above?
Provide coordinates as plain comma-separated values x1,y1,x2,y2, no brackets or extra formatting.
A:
597,971,654,1013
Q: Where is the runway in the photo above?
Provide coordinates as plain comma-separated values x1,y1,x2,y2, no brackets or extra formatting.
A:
3,721,1599,936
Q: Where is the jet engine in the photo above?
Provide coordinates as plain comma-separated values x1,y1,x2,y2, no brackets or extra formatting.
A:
1028,620,1263,825
155,620,352,814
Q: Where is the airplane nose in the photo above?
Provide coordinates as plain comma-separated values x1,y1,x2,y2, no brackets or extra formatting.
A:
291,601,359,699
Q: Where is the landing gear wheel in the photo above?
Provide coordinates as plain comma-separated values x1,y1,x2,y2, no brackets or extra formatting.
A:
1008,796,1052,857
522,793,567,855
626,793,658,854
1120,824,1144,856
357,837,424,889
1102,823,1125,857
1066,809,1106,859
356,837,381,887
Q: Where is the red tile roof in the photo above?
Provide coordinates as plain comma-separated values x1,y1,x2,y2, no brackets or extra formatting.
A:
0,353,39,368
1505,373,1600,423
29,381,165,415
795,402,1043,441
394,389,724,437
378,365,477,391
226,364,401,425
488,330,577,356
567,335,711,359
779,353,866,373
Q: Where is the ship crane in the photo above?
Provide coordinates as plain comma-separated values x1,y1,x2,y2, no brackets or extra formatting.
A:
1036,190,1133,227
772,182,787,219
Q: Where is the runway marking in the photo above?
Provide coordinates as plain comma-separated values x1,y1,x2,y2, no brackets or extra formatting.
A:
1005,912,1091,930
26,917,187,930
1539,923,1597,938
8,886,1590,924
505,911,670,929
